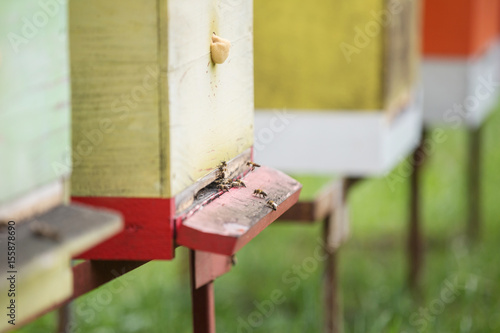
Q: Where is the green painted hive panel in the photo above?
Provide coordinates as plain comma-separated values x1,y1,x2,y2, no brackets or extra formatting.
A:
0,0,71,203
70,0,254,199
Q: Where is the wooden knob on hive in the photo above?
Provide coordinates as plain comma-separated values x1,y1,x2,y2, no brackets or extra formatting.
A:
210,32,231,64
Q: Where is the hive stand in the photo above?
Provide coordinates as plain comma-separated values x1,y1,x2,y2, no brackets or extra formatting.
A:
403,0,500,293
278,179,358,333
182,165,302,333
253,0,424,330
55,163,302,333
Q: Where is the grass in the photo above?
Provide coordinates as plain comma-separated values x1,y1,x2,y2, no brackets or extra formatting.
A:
16,104,500,333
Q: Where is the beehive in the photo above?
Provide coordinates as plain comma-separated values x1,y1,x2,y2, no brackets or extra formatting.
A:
70,0,255,259
0,0,71,221
422,0,500,127
0,1,123,328
253,0,422,175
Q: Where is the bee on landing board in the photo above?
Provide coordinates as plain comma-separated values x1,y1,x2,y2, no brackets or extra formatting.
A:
253,189,267,198
266,200,278,211
231,179,246,188
247,161,261,171
217,178,231,185
218,184,231,192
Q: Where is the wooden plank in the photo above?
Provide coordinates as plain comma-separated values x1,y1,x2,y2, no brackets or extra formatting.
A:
278,180,340,222
0,204,122,332
190,250,216,333
176,166,302,255
70,0,254,198
0,0,70,204
0,180,64,225
69,0,162,198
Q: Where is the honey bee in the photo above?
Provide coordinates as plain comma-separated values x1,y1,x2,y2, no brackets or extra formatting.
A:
266,200,278,211
30,221,60,242
247,161,261,171
218,161,228,178
231,179,246,188
217,178,231,185
253,189,268,198
217,184,231,192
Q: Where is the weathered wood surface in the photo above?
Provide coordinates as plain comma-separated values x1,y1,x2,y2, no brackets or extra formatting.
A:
0,0,70,208
176,166,302,255
0,180,64,225
0,204,122,332
70,0,253,199
254,0,420,113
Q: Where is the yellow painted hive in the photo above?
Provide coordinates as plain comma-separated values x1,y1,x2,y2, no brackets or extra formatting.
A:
70,0,254,199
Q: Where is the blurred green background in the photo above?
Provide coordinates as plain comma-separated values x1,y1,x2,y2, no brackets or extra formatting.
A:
17,104,500,333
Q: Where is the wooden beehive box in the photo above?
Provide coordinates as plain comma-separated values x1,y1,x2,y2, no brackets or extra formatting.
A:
70,0,299,261
0,1,122,329
422,0,500,127
0,0,70,220
253,0,423,175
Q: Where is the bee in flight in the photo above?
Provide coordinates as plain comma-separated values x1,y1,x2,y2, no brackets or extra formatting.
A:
266,200,278,211
231,179,246,188
253,189,267,198
247,161,261,171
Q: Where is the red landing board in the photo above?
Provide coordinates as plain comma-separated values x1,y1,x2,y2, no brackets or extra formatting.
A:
176,166,302,256
72,197,175,260
72,167,301,260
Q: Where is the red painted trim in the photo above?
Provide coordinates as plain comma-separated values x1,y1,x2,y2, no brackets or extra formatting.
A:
423,0,500,57
72,197,175,260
